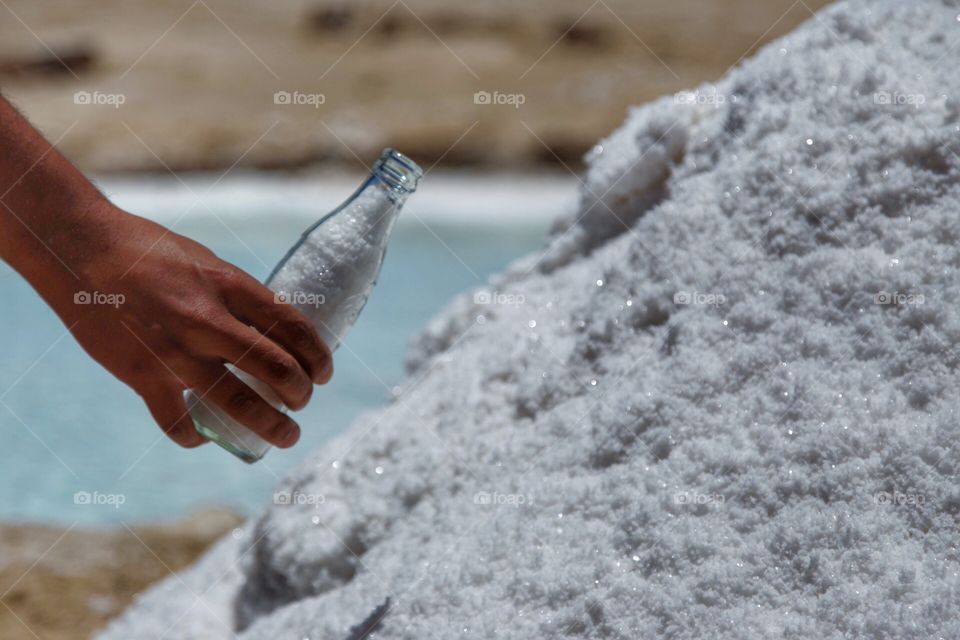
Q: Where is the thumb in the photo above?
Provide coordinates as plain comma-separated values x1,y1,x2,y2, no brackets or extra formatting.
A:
141,383,206,448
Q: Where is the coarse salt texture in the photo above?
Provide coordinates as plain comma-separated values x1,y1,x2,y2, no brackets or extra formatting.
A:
99,1,960,638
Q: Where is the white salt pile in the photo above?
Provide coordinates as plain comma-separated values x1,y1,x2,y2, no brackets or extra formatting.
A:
99,1,960,637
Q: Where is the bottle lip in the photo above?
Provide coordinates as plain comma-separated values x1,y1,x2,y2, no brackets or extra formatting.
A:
374,148,423,194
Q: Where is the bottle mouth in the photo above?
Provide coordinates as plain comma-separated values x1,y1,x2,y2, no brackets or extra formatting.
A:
374,148,423,194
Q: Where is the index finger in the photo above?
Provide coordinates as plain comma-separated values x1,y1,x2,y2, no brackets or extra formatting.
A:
223,273,333,384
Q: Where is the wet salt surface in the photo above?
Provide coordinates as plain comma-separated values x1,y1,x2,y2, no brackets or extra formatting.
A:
101,2,960,638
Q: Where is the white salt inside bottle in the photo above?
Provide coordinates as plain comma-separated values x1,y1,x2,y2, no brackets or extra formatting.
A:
187,149,422,462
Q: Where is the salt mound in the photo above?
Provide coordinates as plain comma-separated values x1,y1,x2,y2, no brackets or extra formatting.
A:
100,1,960,637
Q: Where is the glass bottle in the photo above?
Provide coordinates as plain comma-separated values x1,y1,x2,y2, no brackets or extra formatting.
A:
187,148,423,462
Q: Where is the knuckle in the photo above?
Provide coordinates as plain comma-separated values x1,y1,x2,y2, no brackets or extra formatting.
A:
287,318,320,352
200,260,236,284
214,264,237,283
226,387,259,416
181,303,217,332
215,266,246,291
265,353,299,385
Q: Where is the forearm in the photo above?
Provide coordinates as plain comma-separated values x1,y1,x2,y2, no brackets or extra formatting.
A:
0,99,333,451
0,96,114,301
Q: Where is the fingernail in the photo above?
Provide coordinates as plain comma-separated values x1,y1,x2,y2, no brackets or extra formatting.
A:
316,357,333,384
280,424,300,448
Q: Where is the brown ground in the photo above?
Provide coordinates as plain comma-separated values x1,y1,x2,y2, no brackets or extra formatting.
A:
0,0,832,173
0,508,242,640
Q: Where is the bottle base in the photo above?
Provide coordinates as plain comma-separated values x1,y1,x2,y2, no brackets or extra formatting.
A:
192,420,265,464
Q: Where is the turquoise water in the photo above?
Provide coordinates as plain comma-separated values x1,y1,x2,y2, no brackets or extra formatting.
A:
0,207,550,524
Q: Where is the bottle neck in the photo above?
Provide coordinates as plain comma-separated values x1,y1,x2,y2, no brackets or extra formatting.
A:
291,149,421,243
368,174,411,206
372,148,422,202
266,149,421,286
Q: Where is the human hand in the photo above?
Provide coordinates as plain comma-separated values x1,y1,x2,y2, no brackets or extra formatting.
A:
42,203,333,449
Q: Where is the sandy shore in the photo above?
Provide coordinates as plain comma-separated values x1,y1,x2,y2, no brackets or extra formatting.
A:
0,508,242,640
0,0,831,173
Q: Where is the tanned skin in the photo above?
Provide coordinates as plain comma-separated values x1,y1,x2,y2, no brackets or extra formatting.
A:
0,96,332,449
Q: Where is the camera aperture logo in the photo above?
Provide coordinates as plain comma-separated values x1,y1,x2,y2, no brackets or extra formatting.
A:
474,289,525,306
73,90,125,109
473,90,526,109
473,491,528,507
273,489,326,508
873,90,925,109
874,490,925,506
274,90,325,108
74,490,126,509
874,291,924,306
274,290,325,308
674,89,726,108
674,491,724,506
674,291,726,306
74,290,125,308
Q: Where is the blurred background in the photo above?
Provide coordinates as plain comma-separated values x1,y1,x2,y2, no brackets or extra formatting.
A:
0,0,829,637
3,0,830,172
